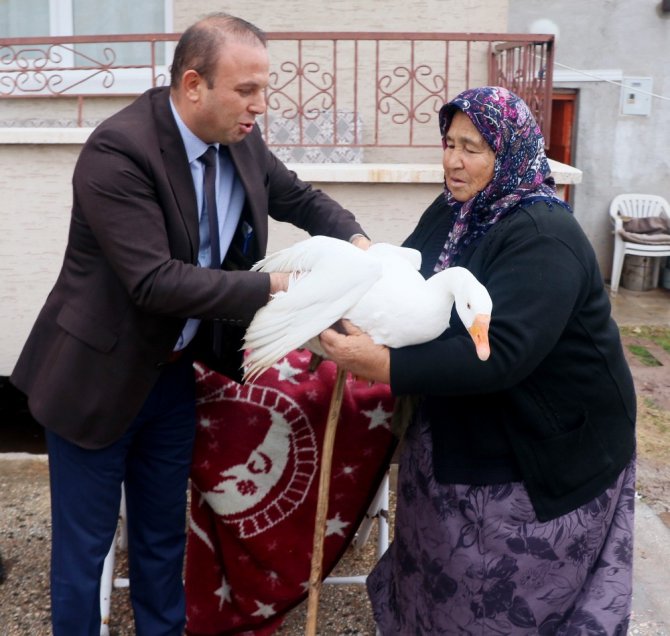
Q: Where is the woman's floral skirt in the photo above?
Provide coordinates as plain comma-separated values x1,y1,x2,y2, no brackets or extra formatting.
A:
367,417,635,635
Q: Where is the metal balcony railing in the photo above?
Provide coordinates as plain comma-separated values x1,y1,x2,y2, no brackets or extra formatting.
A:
0,32,554,159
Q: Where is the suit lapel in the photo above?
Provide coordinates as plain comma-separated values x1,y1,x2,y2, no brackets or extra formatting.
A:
150,95,268,265
151,89,200,263
227,127,268,253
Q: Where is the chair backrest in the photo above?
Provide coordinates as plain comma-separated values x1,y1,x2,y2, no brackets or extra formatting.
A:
609,193,670,221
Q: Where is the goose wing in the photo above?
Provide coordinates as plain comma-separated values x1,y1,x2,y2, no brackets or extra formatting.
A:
250,235,357,274
367,242,422,271
243,236,382,381
347,258,440,347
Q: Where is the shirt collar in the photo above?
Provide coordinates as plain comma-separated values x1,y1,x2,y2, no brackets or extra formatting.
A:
169,97,219,164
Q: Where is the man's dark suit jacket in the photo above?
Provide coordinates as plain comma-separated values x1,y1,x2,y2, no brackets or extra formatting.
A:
11,87,365,449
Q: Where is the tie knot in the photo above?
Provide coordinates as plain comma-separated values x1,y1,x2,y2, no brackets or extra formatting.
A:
199,145,217,167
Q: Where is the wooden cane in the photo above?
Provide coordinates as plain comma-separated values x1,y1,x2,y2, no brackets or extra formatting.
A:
305,366,348,636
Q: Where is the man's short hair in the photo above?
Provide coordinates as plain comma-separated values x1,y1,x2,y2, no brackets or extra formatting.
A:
170,13,267,89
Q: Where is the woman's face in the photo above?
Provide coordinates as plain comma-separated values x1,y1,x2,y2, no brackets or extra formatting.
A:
443,110,496,202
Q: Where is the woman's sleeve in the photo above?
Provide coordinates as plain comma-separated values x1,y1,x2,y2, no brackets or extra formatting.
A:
390,227,589,396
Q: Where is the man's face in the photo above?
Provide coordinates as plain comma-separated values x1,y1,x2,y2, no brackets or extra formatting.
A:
193,38,269,145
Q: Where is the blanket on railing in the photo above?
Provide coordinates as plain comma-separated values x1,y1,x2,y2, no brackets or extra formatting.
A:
184,350,396,635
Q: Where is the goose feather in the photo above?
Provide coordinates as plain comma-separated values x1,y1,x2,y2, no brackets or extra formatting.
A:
243,235,492,382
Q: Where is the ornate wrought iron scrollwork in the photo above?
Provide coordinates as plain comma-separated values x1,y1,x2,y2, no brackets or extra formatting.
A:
0,43,117,95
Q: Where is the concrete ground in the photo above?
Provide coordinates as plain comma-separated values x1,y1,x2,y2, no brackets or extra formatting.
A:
610,286,670,633
632,502,670,633
610,285,670,329
0,285,668,633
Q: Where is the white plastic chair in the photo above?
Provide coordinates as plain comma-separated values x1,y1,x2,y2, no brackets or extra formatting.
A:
609,193,670,295
324,470,390,586
323,471,389,636
100,486,129,636
99,472,390,635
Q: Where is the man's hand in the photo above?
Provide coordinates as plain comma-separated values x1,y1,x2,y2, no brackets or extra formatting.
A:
268,272,290,298
350,234,372,250
319,320,390,384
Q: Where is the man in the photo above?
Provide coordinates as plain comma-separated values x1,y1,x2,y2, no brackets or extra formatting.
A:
10,13,369,636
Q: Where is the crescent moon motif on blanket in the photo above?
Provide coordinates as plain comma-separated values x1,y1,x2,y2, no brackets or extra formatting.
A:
206,409,291,515
199,383,319,538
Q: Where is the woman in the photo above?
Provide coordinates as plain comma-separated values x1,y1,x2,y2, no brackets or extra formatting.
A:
320,87,636,634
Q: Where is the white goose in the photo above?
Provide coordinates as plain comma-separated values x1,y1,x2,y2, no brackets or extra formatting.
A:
242,235,493,382
242,235,492,630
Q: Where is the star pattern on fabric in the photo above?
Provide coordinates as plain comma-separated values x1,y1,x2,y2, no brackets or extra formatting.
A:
187,349,396,632
198,416,214,429
361,401,392,431
274,357,302,384
338,464,358,480
296,350,312,364
267,570,280,588
334,490,346,503
266,539,279,552
251,600,276,618
214,575,232,610
325,512,349,537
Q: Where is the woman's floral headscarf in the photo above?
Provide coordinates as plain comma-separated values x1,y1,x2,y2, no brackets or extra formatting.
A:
434,86,570,271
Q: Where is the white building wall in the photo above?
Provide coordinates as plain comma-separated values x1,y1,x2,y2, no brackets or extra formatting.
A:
0,129,579,375
1,0,513,374
508,0,670,279
0,143,75,376
174,0,508,33
0,138,440,375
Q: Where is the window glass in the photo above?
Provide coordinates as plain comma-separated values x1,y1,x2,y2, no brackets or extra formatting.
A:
73,0,166,66
0,0,166,65
0,0,50,37
73,0,163,35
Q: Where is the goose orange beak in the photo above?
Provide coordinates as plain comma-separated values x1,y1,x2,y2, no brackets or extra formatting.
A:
468,314,491,361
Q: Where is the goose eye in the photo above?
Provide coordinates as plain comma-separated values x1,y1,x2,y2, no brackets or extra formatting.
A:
467,302,471,310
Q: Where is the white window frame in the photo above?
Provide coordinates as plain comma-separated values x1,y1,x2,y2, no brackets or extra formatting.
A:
49,0,74,37
1,0,174,95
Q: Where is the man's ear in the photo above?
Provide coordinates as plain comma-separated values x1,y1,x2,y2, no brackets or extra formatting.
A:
181,69,203,103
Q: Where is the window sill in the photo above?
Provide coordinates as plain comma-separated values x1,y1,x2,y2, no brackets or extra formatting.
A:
0,128,582,186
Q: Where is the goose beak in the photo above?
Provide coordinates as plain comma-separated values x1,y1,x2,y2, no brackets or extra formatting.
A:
468,314,491,361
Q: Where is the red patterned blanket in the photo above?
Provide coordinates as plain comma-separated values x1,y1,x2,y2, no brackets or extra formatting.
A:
185,350,396,635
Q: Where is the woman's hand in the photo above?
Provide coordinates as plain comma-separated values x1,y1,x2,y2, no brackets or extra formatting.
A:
319,320,391,384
